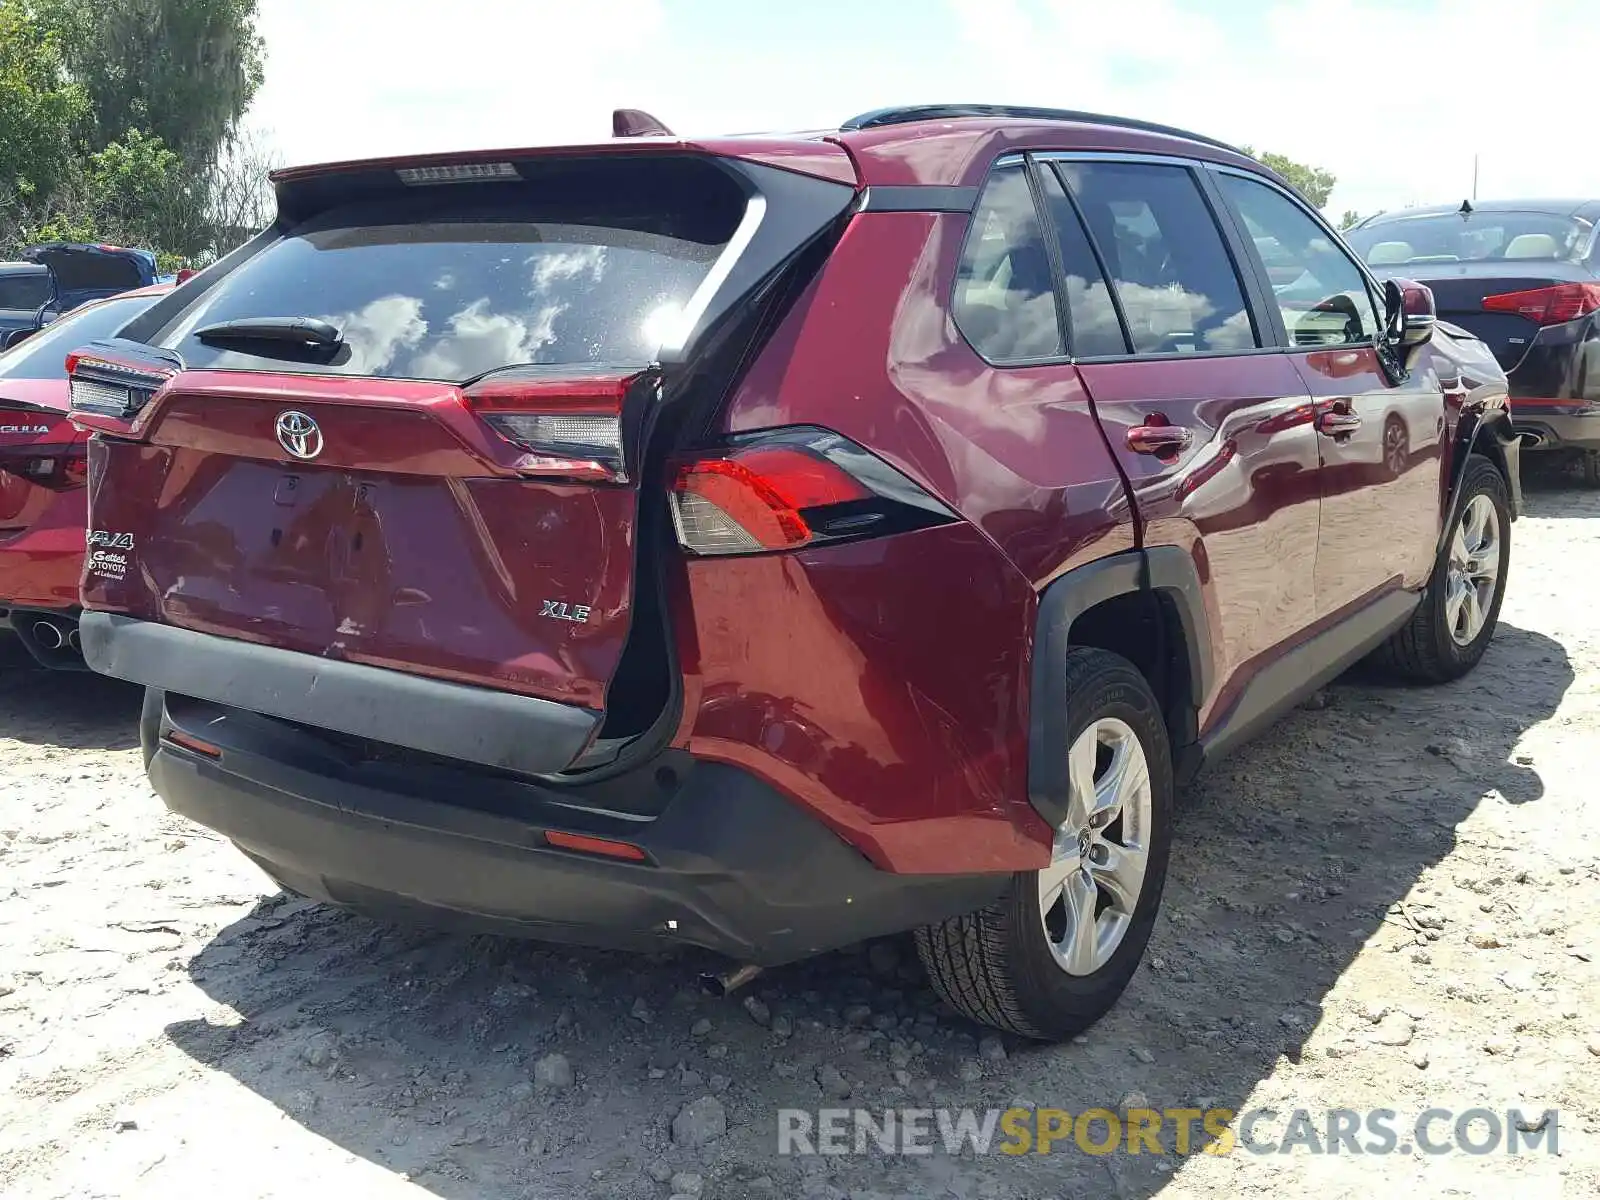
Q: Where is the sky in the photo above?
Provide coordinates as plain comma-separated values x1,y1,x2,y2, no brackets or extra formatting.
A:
247,0,1600,219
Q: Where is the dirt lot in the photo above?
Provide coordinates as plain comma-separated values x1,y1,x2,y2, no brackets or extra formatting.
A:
1,474,1596,1200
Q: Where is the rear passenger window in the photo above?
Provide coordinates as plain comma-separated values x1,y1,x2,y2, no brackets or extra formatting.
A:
1217,173,1382,348
953,164,1063,362
1035,168,1128,357
1054,161,1258,355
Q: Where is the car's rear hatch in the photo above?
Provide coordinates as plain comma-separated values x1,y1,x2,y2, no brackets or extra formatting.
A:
76,145,857,766
24,242,154,309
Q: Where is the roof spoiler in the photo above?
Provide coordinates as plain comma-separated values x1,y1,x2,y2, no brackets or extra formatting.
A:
612,108,674,138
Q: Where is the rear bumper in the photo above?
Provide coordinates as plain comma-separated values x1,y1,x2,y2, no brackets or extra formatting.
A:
1507,403,1600,452
0,521,82,610
142,691,1006,964
80,611,601,776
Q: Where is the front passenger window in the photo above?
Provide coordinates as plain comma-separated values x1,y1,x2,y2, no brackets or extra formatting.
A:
1218,173,1382,348
954,164,1063,363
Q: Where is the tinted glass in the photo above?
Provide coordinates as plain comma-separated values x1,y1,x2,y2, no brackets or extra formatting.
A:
953,164,1063,362
158,185,739,382
1037,167,1127,357
1219,173,1380,348
1346,210,1590,266
0,294,155,380
0,272,51,310
1057,161,1256,355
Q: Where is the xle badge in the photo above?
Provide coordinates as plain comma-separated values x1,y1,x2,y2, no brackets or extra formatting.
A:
540,600,591,623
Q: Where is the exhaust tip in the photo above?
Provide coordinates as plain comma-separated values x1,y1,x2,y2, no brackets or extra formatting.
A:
1518,431,1545,447
32,620,65,651
66,627,81,652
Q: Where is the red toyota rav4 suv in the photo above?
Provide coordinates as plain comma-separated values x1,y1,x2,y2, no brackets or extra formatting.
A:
71,106,1519,1039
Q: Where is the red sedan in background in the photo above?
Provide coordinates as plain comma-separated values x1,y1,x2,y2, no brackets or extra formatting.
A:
0,284,169,668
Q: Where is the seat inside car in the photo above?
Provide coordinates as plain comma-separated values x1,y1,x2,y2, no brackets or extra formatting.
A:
1366,240,1414,265
1503,233,1560,259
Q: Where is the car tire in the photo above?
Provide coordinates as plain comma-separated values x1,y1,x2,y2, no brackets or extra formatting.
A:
1579,449,1600,489
914,647,1173,1040
1375,454,1510,683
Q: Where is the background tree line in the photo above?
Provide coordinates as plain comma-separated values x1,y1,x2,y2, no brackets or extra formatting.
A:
0,0,272,270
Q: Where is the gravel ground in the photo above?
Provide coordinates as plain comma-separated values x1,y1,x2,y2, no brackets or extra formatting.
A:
1,472,1596,1200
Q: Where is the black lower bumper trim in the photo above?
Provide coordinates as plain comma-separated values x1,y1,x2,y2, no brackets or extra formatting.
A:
81,612,599,775
144,694,1006,964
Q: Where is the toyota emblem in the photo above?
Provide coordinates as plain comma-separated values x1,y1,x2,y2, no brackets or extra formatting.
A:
275,410,323,460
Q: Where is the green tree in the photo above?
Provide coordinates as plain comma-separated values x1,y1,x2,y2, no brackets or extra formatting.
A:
1338,209,1381,231
0,1,89,204
1241,146,1338,210
35,0,264,167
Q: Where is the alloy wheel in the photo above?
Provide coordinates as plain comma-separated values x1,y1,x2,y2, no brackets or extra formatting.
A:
1038,717,1152,976
1445,493,1500,646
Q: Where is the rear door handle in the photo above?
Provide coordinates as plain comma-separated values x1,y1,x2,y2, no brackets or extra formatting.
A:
1127,425,1193,456
1315,409,1362,436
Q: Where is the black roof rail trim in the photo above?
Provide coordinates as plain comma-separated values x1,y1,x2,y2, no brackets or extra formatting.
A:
840,105,1243,155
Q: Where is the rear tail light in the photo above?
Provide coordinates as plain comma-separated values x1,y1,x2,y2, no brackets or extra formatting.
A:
66,343,181,423
1482,282,1600,326
464,369,654,483
670,428,956,556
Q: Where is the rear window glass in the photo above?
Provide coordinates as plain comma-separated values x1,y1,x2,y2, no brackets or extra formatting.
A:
0,272,51,310
0,294,156,380
157,179,743,382
1347,212,1591,266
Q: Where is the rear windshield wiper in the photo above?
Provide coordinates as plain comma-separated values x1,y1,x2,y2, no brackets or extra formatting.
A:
194,316,343,347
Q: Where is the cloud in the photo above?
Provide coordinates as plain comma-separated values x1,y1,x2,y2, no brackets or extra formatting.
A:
408,298,566,380
318,295,427,375
248,0,1600,220
531,247,607,292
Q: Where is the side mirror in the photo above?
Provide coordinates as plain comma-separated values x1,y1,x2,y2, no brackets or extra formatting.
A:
1385,277,1436,350
175,268,196,284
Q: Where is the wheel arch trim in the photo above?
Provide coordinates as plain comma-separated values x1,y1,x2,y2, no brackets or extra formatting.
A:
1028,547,1212,828
1442,407,1521,563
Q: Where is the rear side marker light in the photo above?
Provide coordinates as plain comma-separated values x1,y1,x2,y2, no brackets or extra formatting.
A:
543,830,648,862
398,162,519,186
1482,282,1600,326
670,428,957,557
163,730,222,758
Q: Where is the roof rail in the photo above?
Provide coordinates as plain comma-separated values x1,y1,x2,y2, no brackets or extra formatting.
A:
839,105,1243,155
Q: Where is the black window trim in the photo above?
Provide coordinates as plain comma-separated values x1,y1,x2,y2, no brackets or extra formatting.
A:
1035,150,1278,365
1203,162,1389,353
1034,156,1132,358
1021,157,1073,360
